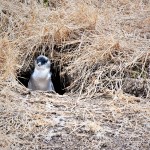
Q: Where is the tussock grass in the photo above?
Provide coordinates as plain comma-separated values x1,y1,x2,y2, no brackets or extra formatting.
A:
0,0,150,149
1,0,149,96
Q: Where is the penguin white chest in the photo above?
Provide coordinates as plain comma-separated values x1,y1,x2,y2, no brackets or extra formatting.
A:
32,69,50,81
30,69,54,91
33,69,49,86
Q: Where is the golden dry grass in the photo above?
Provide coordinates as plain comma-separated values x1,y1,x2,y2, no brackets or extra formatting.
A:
0,0,150,149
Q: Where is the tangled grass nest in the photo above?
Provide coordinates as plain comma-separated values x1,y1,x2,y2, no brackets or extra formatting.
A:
0,0,150,149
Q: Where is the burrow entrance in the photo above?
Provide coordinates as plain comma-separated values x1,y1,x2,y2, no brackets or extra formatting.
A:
17,44,73,95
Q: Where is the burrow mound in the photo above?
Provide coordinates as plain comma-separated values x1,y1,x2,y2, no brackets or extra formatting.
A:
16,42,150,97
6,0,148,98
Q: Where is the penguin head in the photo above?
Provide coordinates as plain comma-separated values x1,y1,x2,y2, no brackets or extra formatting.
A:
35,55,51,70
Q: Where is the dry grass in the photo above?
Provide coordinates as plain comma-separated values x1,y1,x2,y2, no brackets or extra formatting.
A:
0,0,150,149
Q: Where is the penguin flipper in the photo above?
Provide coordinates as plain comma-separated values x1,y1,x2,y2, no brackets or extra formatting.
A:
28,79,33,90
48,80,55,92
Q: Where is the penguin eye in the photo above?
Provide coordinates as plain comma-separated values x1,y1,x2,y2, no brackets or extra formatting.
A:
45,59,48,63
42,59,48,64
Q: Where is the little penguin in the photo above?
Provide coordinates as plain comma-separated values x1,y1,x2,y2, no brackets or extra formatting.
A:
28,55,55,91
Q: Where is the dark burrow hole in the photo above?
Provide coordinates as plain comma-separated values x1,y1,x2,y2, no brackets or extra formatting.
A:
17,44,73,95
17,62,70,95
17,61,70,95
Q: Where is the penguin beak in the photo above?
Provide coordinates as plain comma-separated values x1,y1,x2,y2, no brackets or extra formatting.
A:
37,62,41,66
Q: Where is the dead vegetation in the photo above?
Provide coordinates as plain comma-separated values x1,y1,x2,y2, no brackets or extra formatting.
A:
0,0,150,149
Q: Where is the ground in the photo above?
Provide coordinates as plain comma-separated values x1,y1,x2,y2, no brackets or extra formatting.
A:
0,85,149,150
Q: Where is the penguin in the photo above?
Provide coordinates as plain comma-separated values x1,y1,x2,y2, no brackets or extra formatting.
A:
28,55,55,92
